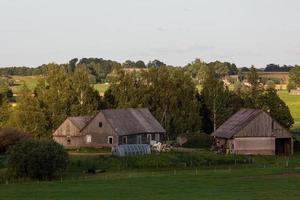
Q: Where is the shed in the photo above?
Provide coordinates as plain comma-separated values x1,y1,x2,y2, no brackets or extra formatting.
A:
212,108,293,155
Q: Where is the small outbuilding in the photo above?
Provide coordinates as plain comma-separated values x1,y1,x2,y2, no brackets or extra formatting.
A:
212,108,293,155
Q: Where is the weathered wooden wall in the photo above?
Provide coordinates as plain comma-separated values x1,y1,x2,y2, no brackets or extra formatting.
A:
53,119,84,147
82,112,118,147
233,137,275,155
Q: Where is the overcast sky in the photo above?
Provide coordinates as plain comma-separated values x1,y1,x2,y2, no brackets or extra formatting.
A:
0,0,300,68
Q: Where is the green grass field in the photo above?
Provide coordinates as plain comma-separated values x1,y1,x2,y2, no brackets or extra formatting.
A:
93,83,110,96
10,76,40,93
2,151,300,200
1,167,300,200
278,91,300,132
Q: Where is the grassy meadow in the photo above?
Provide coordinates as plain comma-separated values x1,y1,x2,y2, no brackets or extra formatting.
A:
10,76,41,94
1,152,300,200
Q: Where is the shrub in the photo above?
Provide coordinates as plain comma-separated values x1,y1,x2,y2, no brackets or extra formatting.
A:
7,139,69,180
182,133,213,149
0,127,31,154
287,81,297,92
265,80,275,90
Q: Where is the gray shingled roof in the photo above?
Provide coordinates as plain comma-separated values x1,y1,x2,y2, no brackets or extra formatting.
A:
69,116,92,130
211,108,263,139
102,108,166,136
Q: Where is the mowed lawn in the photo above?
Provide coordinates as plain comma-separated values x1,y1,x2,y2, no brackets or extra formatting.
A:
1,168,300,200
278,90,300,132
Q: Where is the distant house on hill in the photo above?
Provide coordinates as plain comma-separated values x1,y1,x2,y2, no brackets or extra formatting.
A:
290,88,300,95
52,108,166,148
212,108,293,155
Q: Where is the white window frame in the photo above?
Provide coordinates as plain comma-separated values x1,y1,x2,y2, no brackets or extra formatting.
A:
86,135,92,143
108,136,113,144
147,134,152,142
137,135,142,144
155,134,160,142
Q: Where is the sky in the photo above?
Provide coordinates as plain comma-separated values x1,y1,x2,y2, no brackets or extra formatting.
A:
0,0,300,68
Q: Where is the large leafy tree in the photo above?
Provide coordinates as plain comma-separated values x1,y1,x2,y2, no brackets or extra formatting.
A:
201,64,243,132
0,95,10,127
289,65,300,87
240,66,294,129
31,64,102,135
9,85,48,138
243,65,263,107
185,59,207,83
107,66,201,139
257,89,294,129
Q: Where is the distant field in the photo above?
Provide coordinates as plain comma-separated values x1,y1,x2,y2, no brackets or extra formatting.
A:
9,76,110,96
10,76,40,93
278,91,300,132
93,83,110,96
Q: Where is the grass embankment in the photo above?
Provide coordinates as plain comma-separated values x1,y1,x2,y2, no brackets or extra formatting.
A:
1,152,300,200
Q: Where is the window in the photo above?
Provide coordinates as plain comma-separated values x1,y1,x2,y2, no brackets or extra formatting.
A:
137,135,142,144
147,134,152,143
271,120,274,131
123,136,127,144
86,135,92,143
108,136,113,144
67,136,71,145
155,134,160,142
99,122,102,127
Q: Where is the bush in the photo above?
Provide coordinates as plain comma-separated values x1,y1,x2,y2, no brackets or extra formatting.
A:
287,81,297,92
265,80,275,90
0,127,31,154
182,133,213,149
7,139,69,180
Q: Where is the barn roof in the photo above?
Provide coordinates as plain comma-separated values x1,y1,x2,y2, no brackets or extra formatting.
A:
102,108,166,136
69,116,93,130
211,108,263,139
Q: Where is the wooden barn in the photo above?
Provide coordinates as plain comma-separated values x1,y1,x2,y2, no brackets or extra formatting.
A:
212,108,293,155
52,108,166,148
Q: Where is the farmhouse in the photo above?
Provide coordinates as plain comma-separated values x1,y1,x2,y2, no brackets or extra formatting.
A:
212,108,293,155
290,88,300,95
52,108,166,148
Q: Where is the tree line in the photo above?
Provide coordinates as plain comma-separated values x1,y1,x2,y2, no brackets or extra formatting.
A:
0,60,295,139
1,58,296,82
